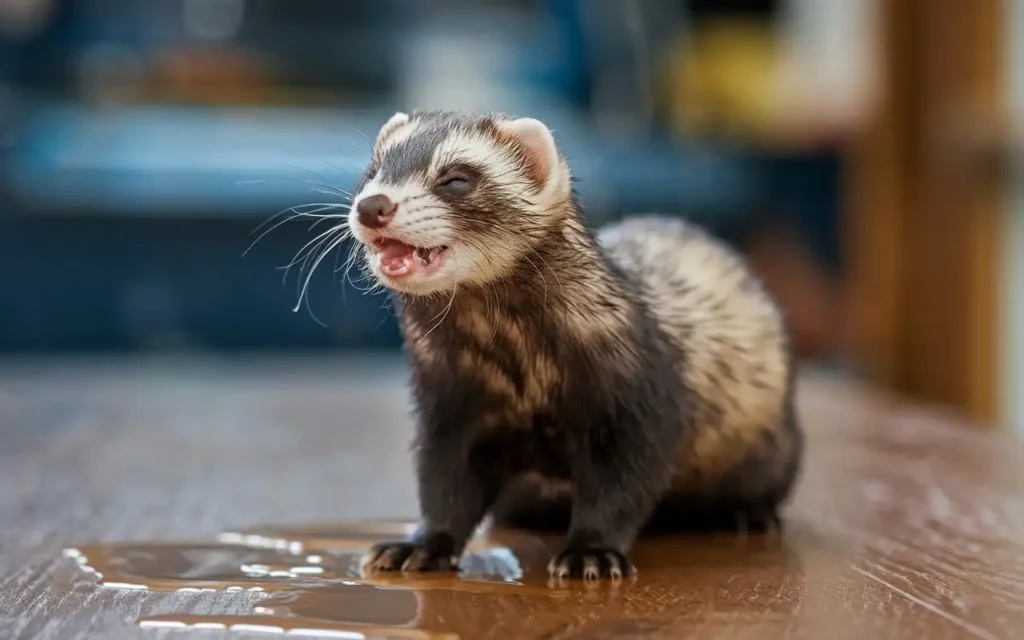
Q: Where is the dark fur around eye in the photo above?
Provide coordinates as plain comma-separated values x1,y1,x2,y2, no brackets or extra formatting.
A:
440,176,471,193
436,170,475,195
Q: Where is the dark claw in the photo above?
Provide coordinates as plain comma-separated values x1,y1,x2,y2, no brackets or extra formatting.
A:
547,546,636,581
361,541,417,572
401,546,458,572
361,541,458,574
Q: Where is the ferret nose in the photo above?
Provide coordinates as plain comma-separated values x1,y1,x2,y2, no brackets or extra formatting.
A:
356,194,397,229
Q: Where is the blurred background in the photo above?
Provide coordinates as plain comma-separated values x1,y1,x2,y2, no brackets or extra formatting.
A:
0,0,1020,430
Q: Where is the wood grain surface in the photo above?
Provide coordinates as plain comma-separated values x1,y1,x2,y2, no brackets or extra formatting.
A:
1,356,1023,639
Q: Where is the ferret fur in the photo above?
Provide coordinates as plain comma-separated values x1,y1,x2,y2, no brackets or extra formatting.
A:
341,110,802,580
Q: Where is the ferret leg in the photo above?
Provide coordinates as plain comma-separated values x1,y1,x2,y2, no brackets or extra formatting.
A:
361,431,507,573
548,417,674,580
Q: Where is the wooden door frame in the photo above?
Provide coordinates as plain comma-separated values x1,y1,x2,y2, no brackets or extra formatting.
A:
846,0,1008,424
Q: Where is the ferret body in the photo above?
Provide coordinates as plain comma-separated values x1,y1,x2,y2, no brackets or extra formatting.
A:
344,110,802,580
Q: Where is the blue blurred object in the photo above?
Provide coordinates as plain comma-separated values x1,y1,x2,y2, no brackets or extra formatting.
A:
0,0,841,354
5,103,759,219
0,213,403,352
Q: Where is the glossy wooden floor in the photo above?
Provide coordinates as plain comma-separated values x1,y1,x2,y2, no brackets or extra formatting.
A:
1,356,1023,639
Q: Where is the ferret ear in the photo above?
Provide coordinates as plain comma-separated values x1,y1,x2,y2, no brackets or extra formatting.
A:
375,111,410,148
497,117,560,189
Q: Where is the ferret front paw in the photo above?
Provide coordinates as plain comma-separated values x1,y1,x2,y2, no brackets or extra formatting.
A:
547,547,637,581
360,541,459,574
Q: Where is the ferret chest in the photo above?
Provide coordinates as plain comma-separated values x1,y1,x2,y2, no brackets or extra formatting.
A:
464,409,574,480
403,294,602,461
404,296,559,406
451,309,561,417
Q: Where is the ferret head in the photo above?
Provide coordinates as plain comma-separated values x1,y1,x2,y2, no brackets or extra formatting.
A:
348,111,573,296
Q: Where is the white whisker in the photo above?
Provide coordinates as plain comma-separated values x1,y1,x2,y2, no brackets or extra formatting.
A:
282,224,351,273
317,157,356,179
520,253,549,307
422,285,458,339
530,247,564,296
343,125,375,153
292,232,349,316
245,204,350,257
282,163,355,198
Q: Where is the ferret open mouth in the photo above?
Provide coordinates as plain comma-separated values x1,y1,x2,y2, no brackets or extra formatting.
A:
372,238,450,278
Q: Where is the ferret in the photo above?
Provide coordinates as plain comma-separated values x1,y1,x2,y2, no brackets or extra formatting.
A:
342,110,803,581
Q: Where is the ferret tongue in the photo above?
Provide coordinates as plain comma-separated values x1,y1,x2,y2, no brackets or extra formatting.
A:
379,241,416,277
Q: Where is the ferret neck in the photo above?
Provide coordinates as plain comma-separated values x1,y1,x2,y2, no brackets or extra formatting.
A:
515,203,608,286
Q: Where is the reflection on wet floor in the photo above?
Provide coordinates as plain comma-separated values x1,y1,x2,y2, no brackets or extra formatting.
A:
63,520,817,639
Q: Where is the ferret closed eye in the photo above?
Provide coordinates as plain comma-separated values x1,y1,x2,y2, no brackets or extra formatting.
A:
436,171,473,194
334,110,803,581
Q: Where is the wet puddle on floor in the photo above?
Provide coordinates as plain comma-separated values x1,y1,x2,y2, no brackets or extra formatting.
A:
63,521,803,639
